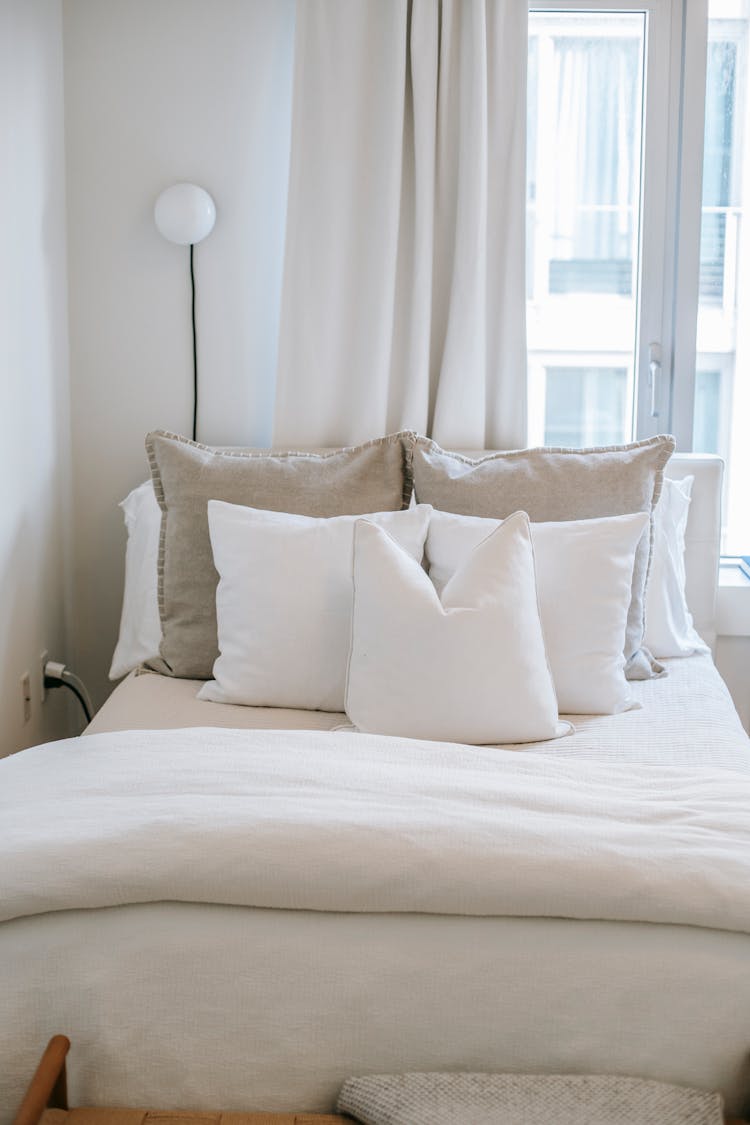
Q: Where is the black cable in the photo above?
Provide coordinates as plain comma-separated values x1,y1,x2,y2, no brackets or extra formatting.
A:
44,676,93,725
44,663,94,726
190,242,198,441
61,679,93,724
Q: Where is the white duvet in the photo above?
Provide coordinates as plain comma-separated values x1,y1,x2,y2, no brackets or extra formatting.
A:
4,724,750,934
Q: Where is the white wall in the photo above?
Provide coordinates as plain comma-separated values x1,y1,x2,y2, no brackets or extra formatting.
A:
0,3,741,752
0,0,76,755
63,0,295,708
716,637,750,733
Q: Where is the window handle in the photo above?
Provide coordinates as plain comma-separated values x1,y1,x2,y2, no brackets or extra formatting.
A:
649,343,662,419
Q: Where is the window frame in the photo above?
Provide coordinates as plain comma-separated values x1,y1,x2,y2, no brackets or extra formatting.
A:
670,0,709,450
527,0,709,449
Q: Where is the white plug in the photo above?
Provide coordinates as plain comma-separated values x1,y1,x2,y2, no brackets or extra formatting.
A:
44,660,68,682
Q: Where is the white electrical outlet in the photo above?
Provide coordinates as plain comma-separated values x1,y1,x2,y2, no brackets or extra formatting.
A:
40,650,48,703
21,672,31,723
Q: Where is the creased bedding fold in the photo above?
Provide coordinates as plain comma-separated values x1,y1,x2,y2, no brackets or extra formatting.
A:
3,725,750,933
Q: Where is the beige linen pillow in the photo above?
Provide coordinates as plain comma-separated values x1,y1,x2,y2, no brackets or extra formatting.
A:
411,434,675,677
146,430,415,678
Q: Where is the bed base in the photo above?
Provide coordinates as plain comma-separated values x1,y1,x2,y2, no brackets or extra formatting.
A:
14,1036,747,1125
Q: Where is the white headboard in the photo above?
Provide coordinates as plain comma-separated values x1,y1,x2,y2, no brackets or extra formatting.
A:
665,453,723,647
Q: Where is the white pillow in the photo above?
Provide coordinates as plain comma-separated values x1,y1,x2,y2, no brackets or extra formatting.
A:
109,480,162,680
345,513,571,745
199,501,433,712
427,510,650,715
645,476,710,658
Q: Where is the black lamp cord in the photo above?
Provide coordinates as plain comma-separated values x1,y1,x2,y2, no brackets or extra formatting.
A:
190,242,198,442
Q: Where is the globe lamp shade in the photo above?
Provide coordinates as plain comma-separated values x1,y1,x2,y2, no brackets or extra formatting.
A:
154,183,216,245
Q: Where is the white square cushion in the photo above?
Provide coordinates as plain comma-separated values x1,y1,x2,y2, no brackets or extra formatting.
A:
199,501,432,712
109,481,162,680
427,509,650,715
345,512,571,745
645,476,710,658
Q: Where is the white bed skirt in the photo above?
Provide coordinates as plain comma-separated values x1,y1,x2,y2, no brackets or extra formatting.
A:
3,901,749,1120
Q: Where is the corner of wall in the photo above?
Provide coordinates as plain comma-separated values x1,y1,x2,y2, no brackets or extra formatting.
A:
0,0,78,755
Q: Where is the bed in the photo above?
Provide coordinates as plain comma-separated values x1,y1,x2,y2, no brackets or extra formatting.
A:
3,449,750,1122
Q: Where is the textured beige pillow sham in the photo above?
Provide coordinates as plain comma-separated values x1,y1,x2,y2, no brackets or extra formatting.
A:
146,430,414,679
411,434,676,677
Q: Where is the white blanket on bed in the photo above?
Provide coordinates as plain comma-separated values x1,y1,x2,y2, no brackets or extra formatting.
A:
3,726,750,933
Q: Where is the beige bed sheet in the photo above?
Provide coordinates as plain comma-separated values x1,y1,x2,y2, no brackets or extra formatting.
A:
87,669,346,735
88,656,749,774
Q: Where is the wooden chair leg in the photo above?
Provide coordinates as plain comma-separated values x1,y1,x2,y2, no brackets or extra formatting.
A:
13,1035,70,1125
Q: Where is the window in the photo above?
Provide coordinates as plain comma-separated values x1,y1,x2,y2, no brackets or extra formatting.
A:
527,0,749,550
527,12,644,448
696,1,749,552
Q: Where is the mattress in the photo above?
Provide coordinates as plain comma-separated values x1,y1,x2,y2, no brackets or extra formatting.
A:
87,653,749,772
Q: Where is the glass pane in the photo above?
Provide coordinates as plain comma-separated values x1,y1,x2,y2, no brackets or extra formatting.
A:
695,1,749,552
527,11,645,447
693,368,722,453
544,367,628,446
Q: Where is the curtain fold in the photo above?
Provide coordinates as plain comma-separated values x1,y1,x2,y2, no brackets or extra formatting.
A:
273,0,528,450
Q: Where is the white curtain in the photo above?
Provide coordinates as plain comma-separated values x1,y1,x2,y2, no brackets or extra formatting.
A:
552,35,639,263
273,0,528,449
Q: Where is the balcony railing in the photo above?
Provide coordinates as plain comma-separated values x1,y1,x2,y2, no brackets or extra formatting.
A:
527,202,743,321
700,205,742,309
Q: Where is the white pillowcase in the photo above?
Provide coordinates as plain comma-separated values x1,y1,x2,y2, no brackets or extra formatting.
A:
109,481,162,680
199,501,432,712
427,510,650,715
645,476,710,658
345,513,570,745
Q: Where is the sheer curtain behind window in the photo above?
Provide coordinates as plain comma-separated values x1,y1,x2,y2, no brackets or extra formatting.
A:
273,0,528,450
552,37,639,274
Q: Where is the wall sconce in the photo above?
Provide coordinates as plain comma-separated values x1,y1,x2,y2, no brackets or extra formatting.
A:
154,183,216,441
